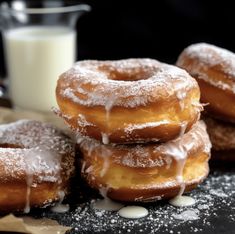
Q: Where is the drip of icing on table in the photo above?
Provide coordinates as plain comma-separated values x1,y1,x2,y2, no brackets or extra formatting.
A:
51,191,70,213
118,206,149,219
4,26,76,112
93,188,124,211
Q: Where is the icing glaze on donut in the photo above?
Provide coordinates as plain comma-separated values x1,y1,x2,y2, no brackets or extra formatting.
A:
80,121,211,168
0,120,74,182
57,59,202,144
79,121,211,202
0,120,75,213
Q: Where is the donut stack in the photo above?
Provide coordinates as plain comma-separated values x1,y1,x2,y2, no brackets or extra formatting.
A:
177,43,235,161
56,58,211,202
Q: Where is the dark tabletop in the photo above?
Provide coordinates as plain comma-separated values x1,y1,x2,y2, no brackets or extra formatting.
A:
27,163,235,234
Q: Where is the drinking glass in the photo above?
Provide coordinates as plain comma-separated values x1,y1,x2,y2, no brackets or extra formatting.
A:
0,0,90,112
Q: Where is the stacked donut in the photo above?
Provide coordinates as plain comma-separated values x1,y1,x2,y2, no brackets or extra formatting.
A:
177,43,235,161
56,58,211,202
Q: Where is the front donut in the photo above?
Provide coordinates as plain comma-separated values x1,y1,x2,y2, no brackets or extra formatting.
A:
56,59,202,144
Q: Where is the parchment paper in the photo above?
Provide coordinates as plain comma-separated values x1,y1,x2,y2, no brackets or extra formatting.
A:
0,214,71,234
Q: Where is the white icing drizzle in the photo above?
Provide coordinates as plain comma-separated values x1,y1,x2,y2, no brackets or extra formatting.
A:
80,121,211,169
118,206,149,219
51,204,70,213
101,132,109,145
179,121,188,138
99,146,112,177
51,191,70,213
160,142,187,196
0,120,75,183
24,173,33,213
99,156,109,178
23,149,34,213
93,188,124,211
169,195,196,207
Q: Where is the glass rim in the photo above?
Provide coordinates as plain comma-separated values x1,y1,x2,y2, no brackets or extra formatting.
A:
1,4,91,14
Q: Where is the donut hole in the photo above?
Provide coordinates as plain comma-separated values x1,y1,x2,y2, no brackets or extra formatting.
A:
99,65,155,81
0,143,23,149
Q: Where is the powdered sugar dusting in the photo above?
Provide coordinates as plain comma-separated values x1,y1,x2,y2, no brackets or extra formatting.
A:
0,120,75,183
58,59,197,108
177,43,235,93
80,121,211,168
204,116,235,151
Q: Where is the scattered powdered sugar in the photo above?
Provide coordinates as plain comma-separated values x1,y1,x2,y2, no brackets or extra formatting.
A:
37,169,234,234
209,189,228,198
172,209,199,221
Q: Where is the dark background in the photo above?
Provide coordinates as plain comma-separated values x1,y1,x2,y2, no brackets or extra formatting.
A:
1,0,235,77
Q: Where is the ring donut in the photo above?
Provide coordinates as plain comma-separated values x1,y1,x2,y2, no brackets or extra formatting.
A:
79,121,211,202
0,120,75,213
177,43,235,122
56,59,202,144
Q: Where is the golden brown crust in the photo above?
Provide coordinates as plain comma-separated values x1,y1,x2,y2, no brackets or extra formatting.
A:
0,120,75,213
56,59,202,144
79,121,211,202
203,116,235,151
203,116,235,161
176,43,235,122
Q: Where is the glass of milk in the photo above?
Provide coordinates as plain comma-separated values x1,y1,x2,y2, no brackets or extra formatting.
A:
0,1,90,112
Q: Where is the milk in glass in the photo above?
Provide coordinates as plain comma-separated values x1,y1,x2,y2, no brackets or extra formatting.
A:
4,26,76,111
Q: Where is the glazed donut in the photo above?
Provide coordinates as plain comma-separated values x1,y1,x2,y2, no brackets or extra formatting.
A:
204,116,235,161
56,59,202,144
177,43,235,122
79,121,211,202
0,120,75,213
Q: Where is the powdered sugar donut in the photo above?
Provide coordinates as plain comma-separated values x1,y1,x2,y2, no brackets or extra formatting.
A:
0,120,75,213
56,59,202,144
177,43,235,122
79,121,211,202
204,116,235,161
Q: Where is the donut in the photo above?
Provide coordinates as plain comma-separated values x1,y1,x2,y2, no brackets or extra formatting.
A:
56,59,202,144
204,116,235,161
0,120,75,213
176,43,235,122
79,121,211,202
